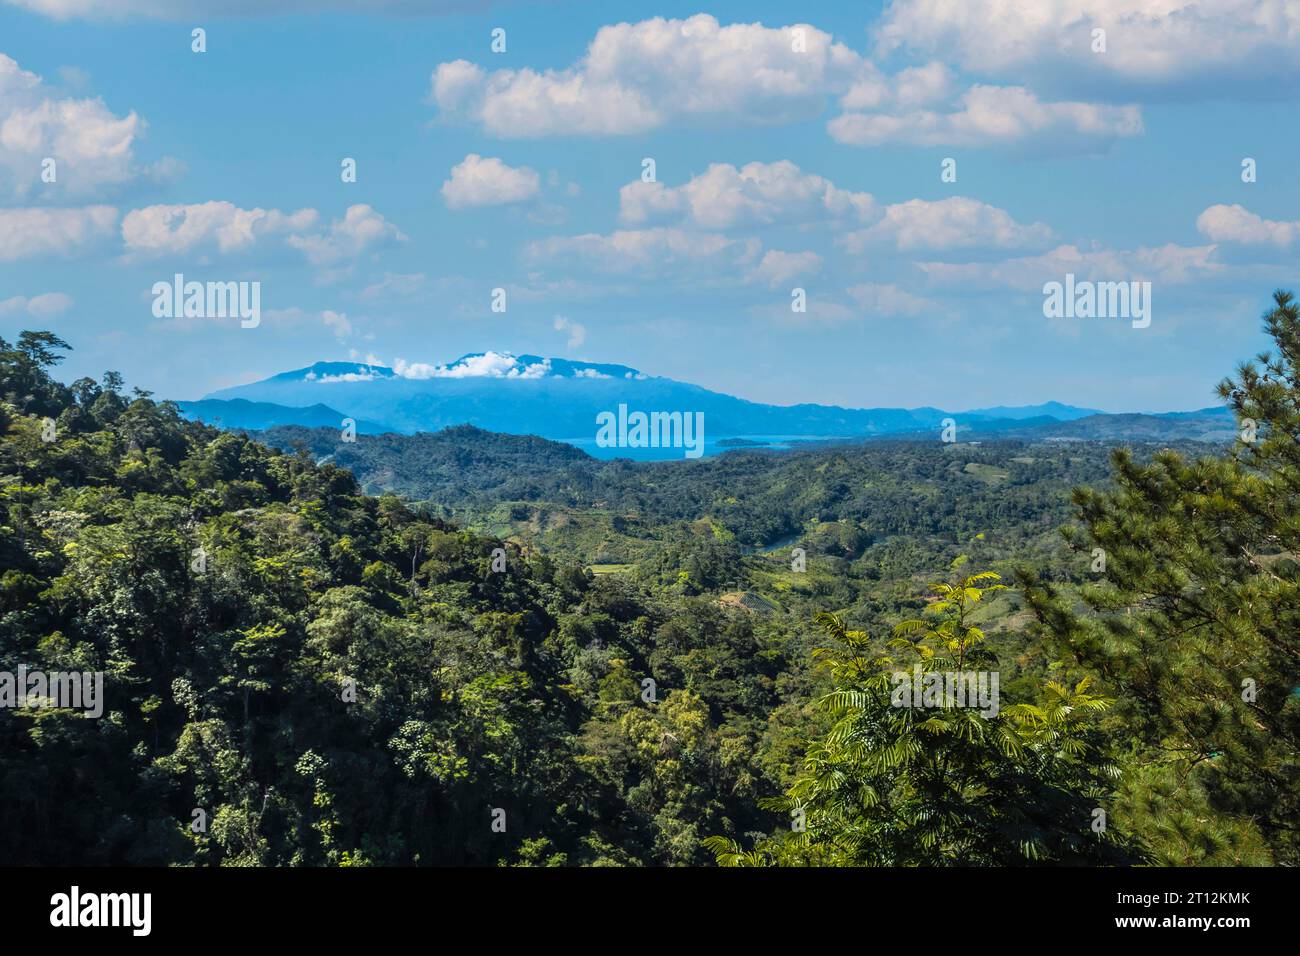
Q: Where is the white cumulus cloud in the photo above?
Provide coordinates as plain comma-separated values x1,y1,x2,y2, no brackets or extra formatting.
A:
321,309,352,338
430,14,1144,151
0,53,168,198
838,197,1053,252
917,242,1221,290
285,204,406,266
876,0,1300,92
431,15,865,137
0,205,117,261
1196,204,1299,246
752,250,822,287
441,153,541,209
391,351,552,380
619,160,877,229
829,85,1142,148
553,315,586,349
0,291,74,316
121,201,317,256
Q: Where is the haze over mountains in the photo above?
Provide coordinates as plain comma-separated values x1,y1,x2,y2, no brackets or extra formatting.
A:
176,351,1236,456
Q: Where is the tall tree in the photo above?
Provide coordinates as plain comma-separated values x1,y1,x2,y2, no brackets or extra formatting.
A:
1019,289,1300,865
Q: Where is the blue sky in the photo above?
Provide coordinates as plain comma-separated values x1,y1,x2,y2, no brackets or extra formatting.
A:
1,0,1297,412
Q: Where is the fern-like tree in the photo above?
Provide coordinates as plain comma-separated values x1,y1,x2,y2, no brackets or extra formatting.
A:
707,559,1143,866
1018,290,1300,866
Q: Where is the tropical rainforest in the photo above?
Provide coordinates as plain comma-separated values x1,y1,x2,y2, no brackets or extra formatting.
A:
2,290,1297,867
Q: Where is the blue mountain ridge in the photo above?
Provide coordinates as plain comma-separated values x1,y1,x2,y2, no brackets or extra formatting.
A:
181,352,1233,445
175,398,389,434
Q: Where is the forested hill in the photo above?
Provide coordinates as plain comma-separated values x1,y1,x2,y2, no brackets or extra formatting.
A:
258,421,1191,552
5,294,1298,870
264,422,598,505
0,333,805,865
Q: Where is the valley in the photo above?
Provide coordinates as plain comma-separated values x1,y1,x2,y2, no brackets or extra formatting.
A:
2,318,1295,868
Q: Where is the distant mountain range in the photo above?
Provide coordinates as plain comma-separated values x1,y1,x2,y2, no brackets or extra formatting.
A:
961,401,1103,421
176,398,390,434
174,351,1237,453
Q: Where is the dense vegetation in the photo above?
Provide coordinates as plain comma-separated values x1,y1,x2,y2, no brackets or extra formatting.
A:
1,333,801,864
1017,292,1300,866
265,421,1121,550
2,292,1296,867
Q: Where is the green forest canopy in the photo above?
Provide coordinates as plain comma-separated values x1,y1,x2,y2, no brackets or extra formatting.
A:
2,293,1297,866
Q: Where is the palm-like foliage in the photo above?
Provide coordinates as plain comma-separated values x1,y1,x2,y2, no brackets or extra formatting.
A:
707,561,1142,866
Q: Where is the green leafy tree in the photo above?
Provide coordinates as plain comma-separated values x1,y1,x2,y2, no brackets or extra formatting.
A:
1019,290,1300,866
708,562,1141,865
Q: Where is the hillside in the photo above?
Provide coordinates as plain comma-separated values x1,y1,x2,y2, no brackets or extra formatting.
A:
255,421,1226,573
4,316,1294,870
0,334,1139,865
0,336,810,865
